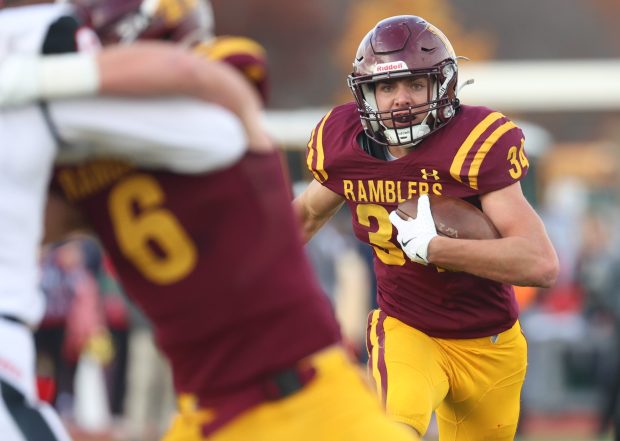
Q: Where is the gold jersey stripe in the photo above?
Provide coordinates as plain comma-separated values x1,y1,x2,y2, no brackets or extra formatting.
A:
450,112,504,183
468,121,517,189
368,310,384,401
306,126,323,182
193,37,266,61
307,110,332,182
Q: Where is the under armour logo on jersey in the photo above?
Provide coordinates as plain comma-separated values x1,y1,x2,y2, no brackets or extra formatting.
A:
421,169,440,180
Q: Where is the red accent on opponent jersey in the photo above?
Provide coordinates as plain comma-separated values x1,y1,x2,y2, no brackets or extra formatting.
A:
307,103,527,338
53,152,340,403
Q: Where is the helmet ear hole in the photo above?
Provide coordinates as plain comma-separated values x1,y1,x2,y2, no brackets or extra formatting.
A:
442,64,455,78
359,83,381,133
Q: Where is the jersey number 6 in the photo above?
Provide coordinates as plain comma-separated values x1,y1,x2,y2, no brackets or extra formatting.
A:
108,174,198,285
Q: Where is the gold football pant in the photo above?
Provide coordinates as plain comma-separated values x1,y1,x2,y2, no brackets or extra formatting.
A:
162,346,420,441
367,310,527,440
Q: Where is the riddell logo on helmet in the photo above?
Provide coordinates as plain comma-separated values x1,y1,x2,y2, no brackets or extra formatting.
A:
374,61,408,73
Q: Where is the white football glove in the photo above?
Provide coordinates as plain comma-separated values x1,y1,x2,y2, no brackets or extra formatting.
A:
388,194,438,265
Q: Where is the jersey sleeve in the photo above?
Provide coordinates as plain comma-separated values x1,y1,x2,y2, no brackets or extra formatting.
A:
449,111,528,193
305,109,334,185
305,104,358,192
51,97,247,174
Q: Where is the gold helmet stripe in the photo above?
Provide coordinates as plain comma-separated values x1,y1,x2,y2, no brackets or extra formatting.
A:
195,36,266,61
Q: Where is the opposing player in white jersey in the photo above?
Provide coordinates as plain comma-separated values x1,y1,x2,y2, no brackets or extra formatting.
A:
0,1,269,440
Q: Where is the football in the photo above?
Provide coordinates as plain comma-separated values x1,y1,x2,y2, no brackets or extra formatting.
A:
395,194,500,240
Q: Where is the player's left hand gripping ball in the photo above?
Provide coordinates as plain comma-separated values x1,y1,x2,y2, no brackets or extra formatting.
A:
389,194,438,265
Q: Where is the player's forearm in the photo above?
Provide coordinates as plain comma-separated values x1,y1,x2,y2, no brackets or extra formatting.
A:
292,199,322,243
292,195,344,243
0,44,178,106
98,42,270,150
179,53,270,150
427,235,559,287
97,42,215,97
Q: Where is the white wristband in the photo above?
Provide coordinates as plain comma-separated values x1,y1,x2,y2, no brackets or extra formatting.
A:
0,53,100,107
40,53,100,100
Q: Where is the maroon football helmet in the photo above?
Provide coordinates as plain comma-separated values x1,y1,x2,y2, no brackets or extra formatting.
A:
348,15,459,147
67,0,213,45
195,36,270,104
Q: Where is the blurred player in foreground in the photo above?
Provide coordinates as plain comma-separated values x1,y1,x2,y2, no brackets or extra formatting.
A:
36,0,422,440
294,15,559,440
0,0,271,439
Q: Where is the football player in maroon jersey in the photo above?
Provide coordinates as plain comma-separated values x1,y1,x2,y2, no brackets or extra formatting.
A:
294,15,559,440
0,1,267,440
35,2,423,441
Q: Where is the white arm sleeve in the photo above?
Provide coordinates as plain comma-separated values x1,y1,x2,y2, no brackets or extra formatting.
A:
0,53,99,107
49,97,248,174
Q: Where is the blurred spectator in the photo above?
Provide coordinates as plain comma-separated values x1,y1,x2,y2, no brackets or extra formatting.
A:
36,237,109,419
541,177,589,287
520,173,620,437
519,177,590,430
123,305,175,441
97,252,131,423
40,235,173,439
523,177,590,336
577,207,620,440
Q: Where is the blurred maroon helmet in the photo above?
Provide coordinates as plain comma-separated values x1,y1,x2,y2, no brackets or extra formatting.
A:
194,36,270,105
348,15,459,147
67,0,213,45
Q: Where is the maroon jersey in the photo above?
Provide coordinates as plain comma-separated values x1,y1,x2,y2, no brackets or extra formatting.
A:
53,152,340,405
307,103,529,338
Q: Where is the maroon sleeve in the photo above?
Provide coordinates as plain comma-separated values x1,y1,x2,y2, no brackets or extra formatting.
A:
475,119,528,193
305,103,362,193
448,108,528,194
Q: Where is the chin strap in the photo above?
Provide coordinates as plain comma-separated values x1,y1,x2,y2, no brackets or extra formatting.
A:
382,111,431,147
